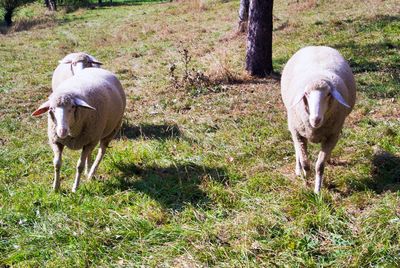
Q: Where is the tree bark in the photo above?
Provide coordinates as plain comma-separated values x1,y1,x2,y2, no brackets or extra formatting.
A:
45,0,56,11
4,8,14,26
245,0,274,77
49,0,57,11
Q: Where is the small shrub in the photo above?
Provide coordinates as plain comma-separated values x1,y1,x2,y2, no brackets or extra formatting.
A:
168,46,228,96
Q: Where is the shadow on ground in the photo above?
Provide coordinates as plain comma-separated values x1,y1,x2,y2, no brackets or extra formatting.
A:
369,150,400,193
328,150,400,195
103,162,230,210
0,17,56,34
334,41,399,74
118,122,182,140
95,0,162,7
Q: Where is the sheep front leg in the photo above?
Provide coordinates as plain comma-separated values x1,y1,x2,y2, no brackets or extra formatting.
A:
72,145,94,192
314,135,339,194
51,142,64,191
291,132,310,180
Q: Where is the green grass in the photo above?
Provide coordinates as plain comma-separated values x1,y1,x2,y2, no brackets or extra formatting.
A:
1,0,400,266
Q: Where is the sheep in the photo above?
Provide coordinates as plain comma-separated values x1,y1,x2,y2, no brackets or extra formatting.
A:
32,68,126,192
52,52,103,91
280,46,356,194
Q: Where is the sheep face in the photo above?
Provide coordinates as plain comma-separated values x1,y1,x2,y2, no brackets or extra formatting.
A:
50,103,77,139
59,53,103,75
306,86,332,128
292,80,350,129
32,95,96,139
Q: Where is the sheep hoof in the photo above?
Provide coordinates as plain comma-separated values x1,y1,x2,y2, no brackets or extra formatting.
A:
314,186,321,194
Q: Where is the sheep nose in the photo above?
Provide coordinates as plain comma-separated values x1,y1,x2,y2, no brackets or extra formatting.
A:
57,128,69,139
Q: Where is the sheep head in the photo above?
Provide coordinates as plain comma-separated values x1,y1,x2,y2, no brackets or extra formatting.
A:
32,94,96,139
291,80,350,129
59,53,103,74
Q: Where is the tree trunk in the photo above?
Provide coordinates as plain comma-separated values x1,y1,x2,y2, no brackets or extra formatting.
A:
245,0,274,77
49,0,57,11
238,0,249,32
45,0,56,11
4,8,14,27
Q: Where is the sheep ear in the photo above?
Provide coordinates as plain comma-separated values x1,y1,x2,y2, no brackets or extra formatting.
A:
290,91,306,108
74,98,96,110
32,100,50,116
88,55,103,66
331,88,350,108
59,59,72,64
89,60,103,66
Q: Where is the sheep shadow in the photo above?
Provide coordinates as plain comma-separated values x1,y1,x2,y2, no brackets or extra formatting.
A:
117,122,182,140
103,162,230,210
369,150,400,193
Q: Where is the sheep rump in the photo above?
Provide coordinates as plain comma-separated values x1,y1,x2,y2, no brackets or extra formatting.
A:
51,52,102,91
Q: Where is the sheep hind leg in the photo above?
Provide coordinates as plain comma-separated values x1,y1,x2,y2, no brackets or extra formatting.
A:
314,135,339,194
87,139,111,180
72,145,94,192
87,124,121,180
85,147,93,176
51,142,64,191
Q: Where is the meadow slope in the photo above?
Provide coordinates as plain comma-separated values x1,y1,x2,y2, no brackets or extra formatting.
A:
0,0,400,266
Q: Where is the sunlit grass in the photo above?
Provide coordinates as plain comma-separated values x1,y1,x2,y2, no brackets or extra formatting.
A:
1,0,399,266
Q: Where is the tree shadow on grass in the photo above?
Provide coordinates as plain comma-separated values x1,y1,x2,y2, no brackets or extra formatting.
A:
329,150,400,195
333,41,399,74
103,162,230,210
91,0,168,8
117,122,182,140
0,16,56,34
369,150,400,193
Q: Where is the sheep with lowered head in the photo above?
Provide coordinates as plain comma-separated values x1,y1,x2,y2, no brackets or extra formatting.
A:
281,46,356,194
33,68,126,192
52,52,103,91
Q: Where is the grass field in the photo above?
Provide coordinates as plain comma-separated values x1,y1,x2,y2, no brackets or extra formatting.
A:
1,0,400,266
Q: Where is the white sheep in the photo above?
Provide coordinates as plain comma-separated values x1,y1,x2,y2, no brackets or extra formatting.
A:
52,52,103,91
281,46,356,194
32,68,126,192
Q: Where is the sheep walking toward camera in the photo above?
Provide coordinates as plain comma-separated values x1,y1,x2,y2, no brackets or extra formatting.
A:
52,52,103,90
33,68,126,192
281,46,356,194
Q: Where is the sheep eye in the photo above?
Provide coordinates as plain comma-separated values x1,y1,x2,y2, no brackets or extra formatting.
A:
303,96,308,106
49,110,55,120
